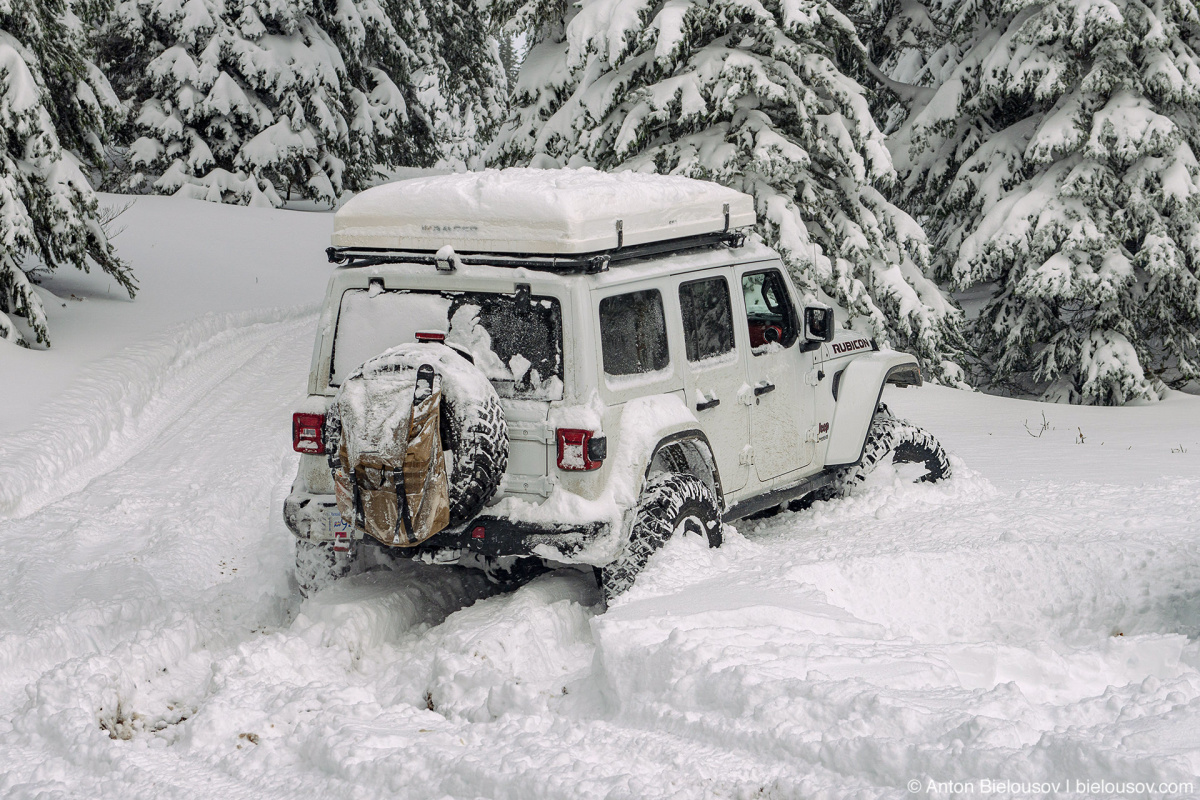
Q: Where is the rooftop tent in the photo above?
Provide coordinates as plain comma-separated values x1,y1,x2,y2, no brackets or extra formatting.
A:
331,168,756,256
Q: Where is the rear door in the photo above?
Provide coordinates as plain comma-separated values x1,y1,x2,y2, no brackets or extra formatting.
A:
676,270,751,493
736,265,816,481
327,282,566,499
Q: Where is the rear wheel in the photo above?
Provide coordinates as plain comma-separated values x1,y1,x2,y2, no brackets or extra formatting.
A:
600,474,722,603
830,413,952,495
294,539,355,598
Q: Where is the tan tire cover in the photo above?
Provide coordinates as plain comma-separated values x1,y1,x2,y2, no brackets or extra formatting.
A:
328,344,509,539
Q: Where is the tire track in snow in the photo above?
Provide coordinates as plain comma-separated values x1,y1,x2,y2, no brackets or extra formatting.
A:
0,305,317,520
0,314,318,707
0,312,521,799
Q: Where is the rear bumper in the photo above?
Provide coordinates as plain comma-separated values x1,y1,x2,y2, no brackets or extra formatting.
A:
284,489,610,561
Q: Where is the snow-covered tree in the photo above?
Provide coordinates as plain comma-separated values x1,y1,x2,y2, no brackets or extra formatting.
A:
2,0,135,346
489,0,965,378
498,27,521,92
423,2,508,169
888,0,1200,404
97,0,441,206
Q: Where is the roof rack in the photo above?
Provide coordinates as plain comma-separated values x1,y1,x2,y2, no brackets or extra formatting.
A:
325,230,748,275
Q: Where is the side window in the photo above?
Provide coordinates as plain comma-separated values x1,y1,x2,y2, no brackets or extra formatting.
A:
679,276,735,362
742,270,798,353
599,289,670,376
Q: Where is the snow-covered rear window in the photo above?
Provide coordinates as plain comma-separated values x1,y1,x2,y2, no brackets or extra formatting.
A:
679,276,735,362
331,288,564,399
599,289,670,376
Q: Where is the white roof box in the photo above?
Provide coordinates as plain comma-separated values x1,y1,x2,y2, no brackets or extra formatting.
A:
331,168,756,255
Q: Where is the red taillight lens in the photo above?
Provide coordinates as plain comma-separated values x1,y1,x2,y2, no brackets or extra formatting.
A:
415,330,446,343
293,413,325,454
556,428,604,471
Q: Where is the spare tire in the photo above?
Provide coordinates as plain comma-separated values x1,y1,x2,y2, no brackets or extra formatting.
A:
327,343,509,527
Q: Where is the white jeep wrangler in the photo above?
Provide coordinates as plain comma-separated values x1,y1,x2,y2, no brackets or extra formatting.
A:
284,169,950,599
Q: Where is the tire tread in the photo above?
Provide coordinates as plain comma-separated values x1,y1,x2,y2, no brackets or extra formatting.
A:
830,414,952,495
600,473,721,602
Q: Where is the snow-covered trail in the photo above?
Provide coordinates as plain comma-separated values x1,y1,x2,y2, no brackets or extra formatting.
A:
0,309,795,798
0,315,316,705
2,307,1200,798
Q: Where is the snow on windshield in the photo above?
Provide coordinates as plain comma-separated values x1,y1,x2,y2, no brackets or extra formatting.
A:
331,289,564,399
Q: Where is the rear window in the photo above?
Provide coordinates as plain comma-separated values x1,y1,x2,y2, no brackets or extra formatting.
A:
330,288,564,399
599,289,669,376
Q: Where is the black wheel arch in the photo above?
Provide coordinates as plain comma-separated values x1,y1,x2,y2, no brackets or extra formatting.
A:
644,430,724,508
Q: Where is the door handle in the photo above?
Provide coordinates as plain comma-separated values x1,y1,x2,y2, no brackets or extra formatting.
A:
696,397,721,411
753,381,775,396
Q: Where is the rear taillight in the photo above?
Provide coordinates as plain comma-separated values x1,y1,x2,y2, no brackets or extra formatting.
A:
415,330,446,343
556,429,605,471
293,413,325,454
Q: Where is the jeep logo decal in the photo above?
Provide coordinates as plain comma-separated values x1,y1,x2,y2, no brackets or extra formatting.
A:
831,338,870,355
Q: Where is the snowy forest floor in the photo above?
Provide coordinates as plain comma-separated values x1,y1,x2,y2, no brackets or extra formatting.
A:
1,196,1199,799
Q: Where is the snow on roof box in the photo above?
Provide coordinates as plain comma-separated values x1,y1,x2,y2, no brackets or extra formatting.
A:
331,168,756,255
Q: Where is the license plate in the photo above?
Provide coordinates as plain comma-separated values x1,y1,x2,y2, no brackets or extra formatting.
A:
328,508,353,550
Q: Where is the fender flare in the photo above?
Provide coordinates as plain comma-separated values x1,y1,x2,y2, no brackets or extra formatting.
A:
824,352,922,467
600,394,724,513
645,430,724,506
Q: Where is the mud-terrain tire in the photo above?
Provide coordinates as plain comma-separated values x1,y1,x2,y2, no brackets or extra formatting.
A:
328,344,509,526
830,414,952,496
441,394,507,524
295,539,355,597
600,474,722,603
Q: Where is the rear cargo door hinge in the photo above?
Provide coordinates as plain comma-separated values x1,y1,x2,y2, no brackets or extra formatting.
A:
805,369,821,386
506,420,556,445
500,474,556,497
739,445,754,465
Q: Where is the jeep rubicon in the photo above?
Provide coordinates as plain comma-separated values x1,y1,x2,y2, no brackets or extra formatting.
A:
284,169,951,600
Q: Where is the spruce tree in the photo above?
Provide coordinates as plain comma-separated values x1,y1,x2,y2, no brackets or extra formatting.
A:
489,0,965,379
498,29,520,94
887,0,1200,404
97,0,440,206
1,0,135,346
424,0,508,168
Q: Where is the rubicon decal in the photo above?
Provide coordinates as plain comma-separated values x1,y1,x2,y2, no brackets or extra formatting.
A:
831,338,871,355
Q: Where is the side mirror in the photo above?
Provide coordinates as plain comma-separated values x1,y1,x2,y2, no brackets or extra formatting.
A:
804,304,835,343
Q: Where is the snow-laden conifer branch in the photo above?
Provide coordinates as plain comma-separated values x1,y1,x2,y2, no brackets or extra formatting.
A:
489,0,966,381
1,0,134,347
97,0,505,206
885,0,1200,404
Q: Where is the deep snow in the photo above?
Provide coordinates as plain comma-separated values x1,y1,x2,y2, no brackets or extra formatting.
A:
1,195,1199,799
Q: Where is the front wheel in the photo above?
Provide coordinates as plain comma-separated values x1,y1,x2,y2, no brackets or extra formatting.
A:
830,414,952,496
600,474,722,603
